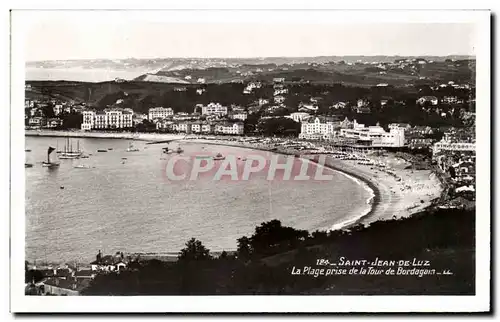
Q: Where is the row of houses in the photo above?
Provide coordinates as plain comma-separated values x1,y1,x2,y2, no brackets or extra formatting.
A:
296,115,447,149
25,251,130,296
156,120,244,135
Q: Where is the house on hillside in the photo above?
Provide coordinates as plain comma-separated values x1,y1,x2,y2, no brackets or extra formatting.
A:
416,96,439,106
90,250,127,273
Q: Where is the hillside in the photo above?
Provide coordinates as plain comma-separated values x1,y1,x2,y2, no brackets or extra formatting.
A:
80,208,475,295
26,56,475,84
132,60,475,86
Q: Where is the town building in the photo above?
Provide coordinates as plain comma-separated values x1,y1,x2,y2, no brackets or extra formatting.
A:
28,116,45,128
46,118,63,128
331,102,347,109
340,120,405,147
81,108,133,130
442,96,464,104
53,104,63,116
417,96,439,105
388,123,412,131
299,116,340,140
156,119,175,131
231,112,248,121
201,103,228,116
287,112,311,123
432,140,476,155
90,250,128,273
148,107,174,120
214,122,244,135
274,95,286,104
25,100,35,108
133,113,148,126
190,122,214,134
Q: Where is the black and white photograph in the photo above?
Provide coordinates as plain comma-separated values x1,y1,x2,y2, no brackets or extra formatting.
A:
9,9,490,313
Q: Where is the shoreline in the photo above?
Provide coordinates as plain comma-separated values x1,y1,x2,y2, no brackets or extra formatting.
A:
24,130,186,142
26,130,442,232
179,137,442,228
182,138,380,230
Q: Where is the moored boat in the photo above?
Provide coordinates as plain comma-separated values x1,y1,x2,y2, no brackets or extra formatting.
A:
213,153,225,161
25,163,33,168
74,164,91,169
60,137,83,158
126,142,140,152
97,149,108,152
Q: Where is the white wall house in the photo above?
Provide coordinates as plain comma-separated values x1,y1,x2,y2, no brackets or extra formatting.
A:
81,108,133,130
201,103,228,116
287,112,311,123
340,121,405,147
148,107,174,120
299,116,337,140
214,122,244,135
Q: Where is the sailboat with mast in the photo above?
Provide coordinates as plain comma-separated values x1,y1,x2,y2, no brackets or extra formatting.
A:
59,137,83,159
42,147,60,168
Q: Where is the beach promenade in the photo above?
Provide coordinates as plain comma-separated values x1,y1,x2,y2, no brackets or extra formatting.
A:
24,130,186,142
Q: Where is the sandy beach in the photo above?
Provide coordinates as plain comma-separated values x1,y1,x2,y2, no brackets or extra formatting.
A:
319,155,442,225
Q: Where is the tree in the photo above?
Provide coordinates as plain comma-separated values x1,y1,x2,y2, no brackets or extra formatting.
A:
41,102,55,118
236,236,252,262
249,220,309,257
25,269,44,284
178,238,211,261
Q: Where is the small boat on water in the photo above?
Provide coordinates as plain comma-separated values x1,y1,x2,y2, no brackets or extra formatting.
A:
121,157,128,160
108,148,113,151
25,163,33,168
25,149,31,152
126,142,140,152
176,145,184,154
41,147,60,168
59,154,80,159
80,155,90,159
162,147,172,154
213,153,225,161
97,149,108,153
74,164,91,169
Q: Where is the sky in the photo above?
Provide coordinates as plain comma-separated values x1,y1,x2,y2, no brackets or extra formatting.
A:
17,11,478,61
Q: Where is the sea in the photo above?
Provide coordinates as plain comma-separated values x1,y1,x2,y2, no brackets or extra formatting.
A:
26,68,144,83
25,136,372,263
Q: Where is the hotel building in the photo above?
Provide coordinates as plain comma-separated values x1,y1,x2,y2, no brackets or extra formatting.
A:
81,108,133,130
201,103,228,116
148,107,174,120
299,116,339,140
340,121,405,147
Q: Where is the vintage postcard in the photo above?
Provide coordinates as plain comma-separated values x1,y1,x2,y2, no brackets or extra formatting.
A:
10,9,490,313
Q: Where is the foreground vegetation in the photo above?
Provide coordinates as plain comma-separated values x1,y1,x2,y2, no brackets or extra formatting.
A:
81,208,475,295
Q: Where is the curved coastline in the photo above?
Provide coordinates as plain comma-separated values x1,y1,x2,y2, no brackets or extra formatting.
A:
25,130,396,231
177,139,381,231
